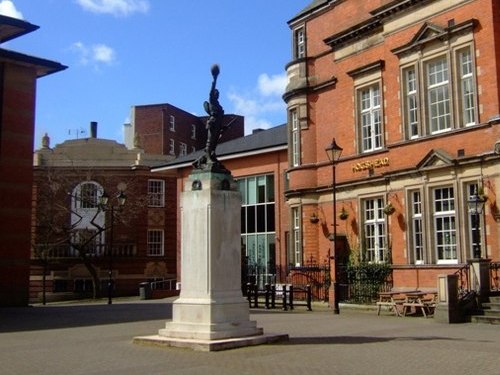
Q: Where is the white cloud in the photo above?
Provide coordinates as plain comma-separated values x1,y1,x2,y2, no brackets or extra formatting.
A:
228,72,287,135
257,73,287,97
0,0,23,19
71,41,116,67
75,0,149,17
92,44,115,63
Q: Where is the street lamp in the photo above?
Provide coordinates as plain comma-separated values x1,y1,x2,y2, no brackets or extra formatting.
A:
325,138,343,314
99,190,126,304
467,190,485,259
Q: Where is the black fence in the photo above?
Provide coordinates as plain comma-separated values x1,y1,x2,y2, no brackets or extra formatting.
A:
337,264,393,304
288,264,330,302
490,262,500,292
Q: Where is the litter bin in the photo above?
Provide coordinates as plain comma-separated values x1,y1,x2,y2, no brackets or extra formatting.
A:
139,282,151,300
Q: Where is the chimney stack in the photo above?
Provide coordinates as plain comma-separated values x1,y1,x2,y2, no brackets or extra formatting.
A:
90,121,97,138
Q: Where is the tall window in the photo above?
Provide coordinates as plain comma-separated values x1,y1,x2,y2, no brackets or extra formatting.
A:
427,57,451,133
238,175,276,283
291,207,302,266
404,67,419,138
294,27,305,59
191,124,196,139
410,191,424,264
467,183,481,259
169,115,175,131
147,229,164,256
434,187,457,263
180,142,187,156
359,84,382,153
290,109,300,166
363,198,386,263
458,48,476,126
169,139,175,155
148,179,165,207
70,182,105,250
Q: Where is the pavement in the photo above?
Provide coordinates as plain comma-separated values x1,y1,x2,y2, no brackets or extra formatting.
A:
1,297,499,375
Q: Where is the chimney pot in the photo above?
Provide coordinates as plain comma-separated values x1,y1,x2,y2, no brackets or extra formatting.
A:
90,121,97,138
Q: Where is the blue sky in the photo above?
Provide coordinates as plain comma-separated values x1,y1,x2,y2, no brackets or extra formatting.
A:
0,0,310,149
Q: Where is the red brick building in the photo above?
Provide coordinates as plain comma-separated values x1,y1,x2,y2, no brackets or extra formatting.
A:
125,103,244,157
31,128,177,302
0,15,66,306
284,0,500,298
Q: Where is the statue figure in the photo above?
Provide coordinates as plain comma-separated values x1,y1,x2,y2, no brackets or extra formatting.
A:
193,64,230,172
205,64,224,162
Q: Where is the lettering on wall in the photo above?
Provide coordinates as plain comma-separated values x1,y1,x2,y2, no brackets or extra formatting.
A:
352,157,389,173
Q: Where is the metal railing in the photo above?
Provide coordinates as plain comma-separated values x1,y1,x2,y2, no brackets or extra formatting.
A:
34,243,137,258
491,262,500,292
454,263,471,292
150,279,177,291
288,264,330,302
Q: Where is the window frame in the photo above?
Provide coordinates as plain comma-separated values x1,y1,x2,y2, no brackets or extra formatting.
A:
74,181,100,209
290,108,300,167
294,27,305,59
180,142,187,157
148,179,165,208
169,115,175,132
357,82,383,153
191,124,197,140
466,182,482,259
362,197,387,263
291,206,302,267
409,190,425,264
433,186,458,264
169,138,175,155
147,229,164,256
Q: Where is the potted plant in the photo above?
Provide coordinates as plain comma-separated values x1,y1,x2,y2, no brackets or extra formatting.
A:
383,202,395,215
309,213,319,223
339,207,349,220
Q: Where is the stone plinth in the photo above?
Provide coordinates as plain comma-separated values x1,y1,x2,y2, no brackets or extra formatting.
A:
134,170,287,351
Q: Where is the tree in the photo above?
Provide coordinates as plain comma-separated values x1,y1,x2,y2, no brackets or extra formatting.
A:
32,166,146,300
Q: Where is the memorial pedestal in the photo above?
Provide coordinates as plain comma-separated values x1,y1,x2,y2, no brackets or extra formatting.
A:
134,171,287,351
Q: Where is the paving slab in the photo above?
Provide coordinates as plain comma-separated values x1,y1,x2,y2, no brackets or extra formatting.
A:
1,298,499,375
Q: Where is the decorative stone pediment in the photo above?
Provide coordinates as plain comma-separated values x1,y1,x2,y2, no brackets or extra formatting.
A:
413,23,445,43
392,19,478,56
416,149,455,170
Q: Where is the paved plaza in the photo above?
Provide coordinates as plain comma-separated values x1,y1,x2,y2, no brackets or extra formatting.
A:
1,297,499,375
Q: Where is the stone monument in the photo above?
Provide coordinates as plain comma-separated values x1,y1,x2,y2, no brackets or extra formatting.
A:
134,65,287,351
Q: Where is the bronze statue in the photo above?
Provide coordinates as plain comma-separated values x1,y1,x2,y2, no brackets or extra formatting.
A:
193,64,231,172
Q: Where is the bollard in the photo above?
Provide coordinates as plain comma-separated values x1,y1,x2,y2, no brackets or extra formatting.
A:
306,284,312,311
253,283,259,308
246,283,252,307
271,284,276,309
289,285,294,310
282,284,288,311
265,284,271,309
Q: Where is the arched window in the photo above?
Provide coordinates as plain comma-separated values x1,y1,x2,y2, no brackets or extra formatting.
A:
73,181,102,209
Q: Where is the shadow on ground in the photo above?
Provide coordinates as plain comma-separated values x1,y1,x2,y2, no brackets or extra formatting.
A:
282,335,462,345
0,302,172,333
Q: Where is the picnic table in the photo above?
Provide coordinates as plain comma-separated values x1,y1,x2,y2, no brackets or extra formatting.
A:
402,291,437,318
376,291,405,316
377,290,437,318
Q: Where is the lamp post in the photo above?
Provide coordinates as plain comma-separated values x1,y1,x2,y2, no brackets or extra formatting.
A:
325,138,343,314
467,190,485,259
99,190,126,304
